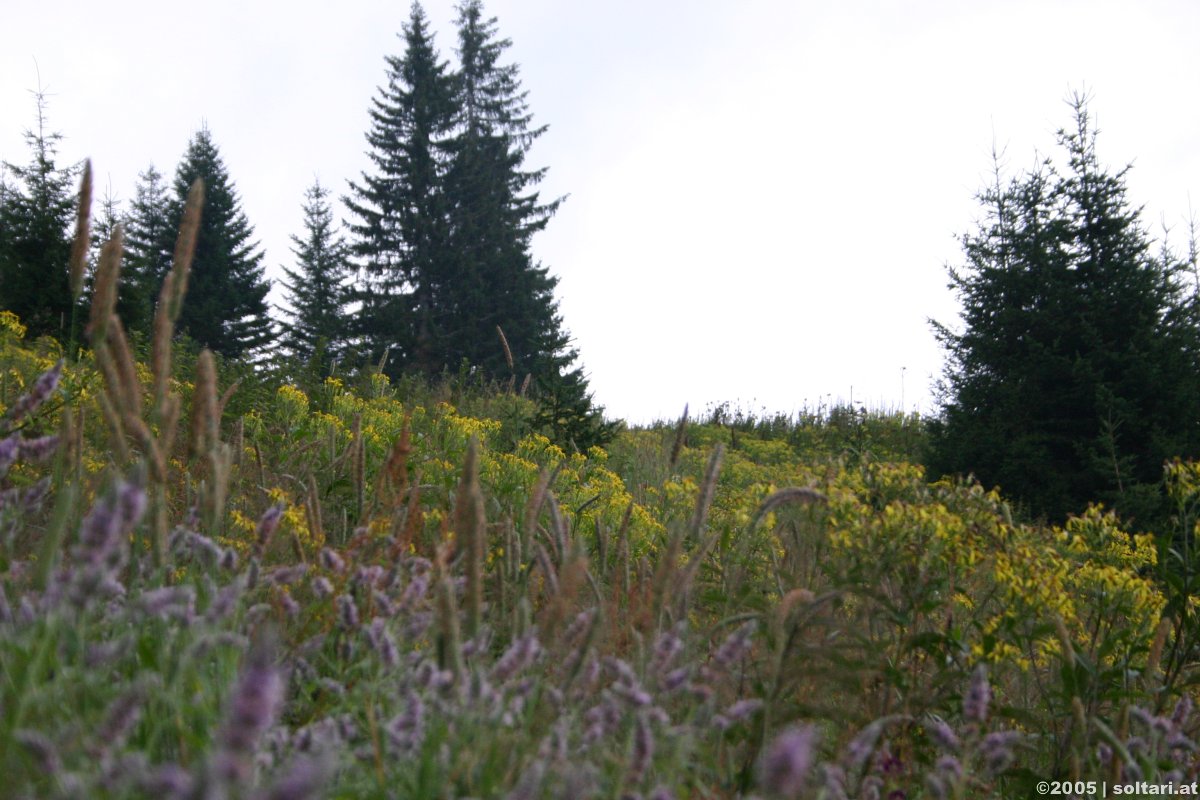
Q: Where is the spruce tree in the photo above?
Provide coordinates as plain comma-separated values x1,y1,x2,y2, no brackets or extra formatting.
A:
123,165,175,338
168,127,272,360
0,92,80,340
929,94,1200,523
345,0,456,374
280,180,351,375
444,0,610,446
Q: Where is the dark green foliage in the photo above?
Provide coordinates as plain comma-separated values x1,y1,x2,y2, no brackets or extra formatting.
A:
929,94,1200,523
122,165,176,337
0,92,79,342
529,360,618,452
346,0,611,447
168,128,273,360
440,0,565,382
345,0,457,372
279,180,351,377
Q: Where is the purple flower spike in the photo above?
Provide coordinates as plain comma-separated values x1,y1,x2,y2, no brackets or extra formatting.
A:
18,434,59,462
760,725,818,798
927,717,960,752
714,621,757,667
336,594,359,630
217,635,285,784
319,548,345,574
963,664,990,724
492,633,543,683
260,756,328,800
5,360,63,424
256,503,285,553
139,585,196,621
629,712,654,783
0,433,20,479
386,691,426,755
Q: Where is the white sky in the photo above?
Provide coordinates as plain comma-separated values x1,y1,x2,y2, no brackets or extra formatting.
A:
3,0,1199,423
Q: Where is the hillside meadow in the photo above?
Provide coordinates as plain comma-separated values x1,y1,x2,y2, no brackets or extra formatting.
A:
4,288,1200,799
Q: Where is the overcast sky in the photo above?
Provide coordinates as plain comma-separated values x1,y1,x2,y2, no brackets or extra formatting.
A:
3,1,1199,423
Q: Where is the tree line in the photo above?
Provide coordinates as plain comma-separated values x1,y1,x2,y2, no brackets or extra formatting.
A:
0,0,613,449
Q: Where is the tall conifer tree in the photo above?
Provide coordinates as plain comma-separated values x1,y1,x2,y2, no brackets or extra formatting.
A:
168,127,272,359
0,92,79,340
280,180,351,374
930,95,1200,522
444,0,611,446
123,165,175,338
346,1,456,373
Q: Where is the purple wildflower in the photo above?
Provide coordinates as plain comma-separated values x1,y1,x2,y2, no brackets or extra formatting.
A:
726,699,764,723
492,633,543,683
138,585,196,622
386,691,426,755
563,607,597,645
963,664,990,724
15,729,62,776
1130,706,1155,728
311,576,333,598
18,434,59,462
404,611,433,641
612,682,653,708
219,547,239,572
0,476,50,515
661,667,690,693
319,547,345,573
366,617,399,667
583,695,623,744
400,573,429,610
823,765,851,800
846,717,890,772
1173,695,1194,728
77,479,145,564
140,764,194,799
352,565,385,590
205,581,244,624
926,717,960,752
269,563,309,586
506,759,546,800
372,588,395,617
259,756,328,800
713,621,757,668
629,712,654,784
859,777,888,800
67,479,145,609
336,594,359,630
936,754,963,780
94,685,147,757
181,531,224,566
5,360,63,424
255,503,285,554
279,587,300,618
649,788,676,800
216,636,285,784
924,773,948,800
760,725,818,798
980,730,1022,775
0,433,20,478
651,628,685,675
